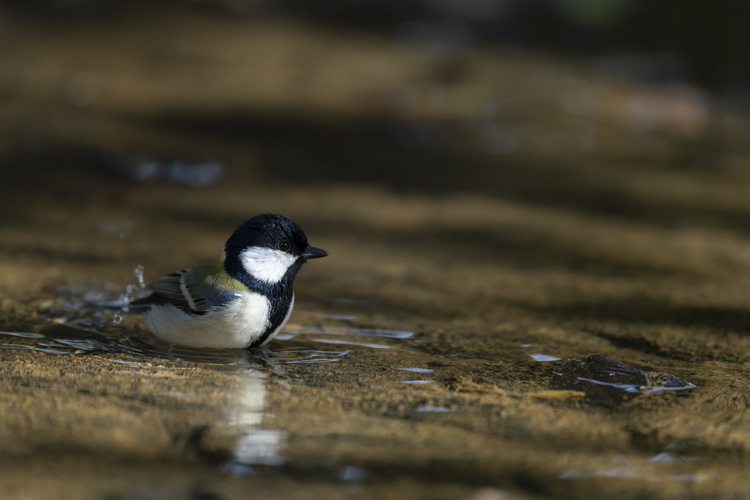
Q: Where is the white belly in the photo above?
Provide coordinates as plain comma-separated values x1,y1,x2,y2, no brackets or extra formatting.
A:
143,292,294,349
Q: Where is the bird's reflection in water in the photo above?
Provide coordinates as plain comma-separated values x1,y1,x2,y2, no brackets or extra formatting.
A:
221,353,288,474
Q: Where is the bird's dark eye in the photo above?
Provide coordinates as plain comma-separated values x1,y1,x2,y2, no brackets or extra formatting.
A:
277,239,291,252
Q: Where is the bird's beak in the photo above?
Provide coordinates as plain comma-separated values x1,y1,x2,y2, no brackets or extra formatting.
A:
303,246,329,260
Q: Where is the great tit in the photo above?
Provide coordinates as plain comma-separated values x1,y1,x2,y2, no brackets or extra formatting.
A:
132,213,328,349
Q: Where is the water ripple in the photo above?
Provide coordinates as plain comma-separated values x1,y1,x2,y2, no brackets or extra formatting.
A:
315,339,391,349
397,368,434,373
282,324,413,339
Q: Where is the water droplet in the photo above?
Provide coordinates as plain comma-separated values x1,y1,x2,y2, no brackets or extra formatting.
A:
133,265,146,288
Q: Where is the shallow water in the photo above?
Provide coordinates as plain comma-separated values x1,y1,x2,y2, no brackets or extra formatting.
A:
0,228,744,500
3,6,750,500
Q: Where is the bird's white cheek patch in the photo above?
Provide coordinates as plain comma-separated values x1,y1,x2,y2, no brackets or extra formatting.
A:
240,246,297,283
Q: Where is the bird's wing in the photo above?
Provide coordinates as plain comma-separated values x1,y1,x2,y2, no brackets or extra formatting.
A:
131,270,197,314
149,270,193,307
133,261,247,315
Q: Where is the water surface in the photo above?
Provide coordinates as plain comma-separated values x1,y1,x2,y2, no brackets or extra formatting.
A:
1,7,750,500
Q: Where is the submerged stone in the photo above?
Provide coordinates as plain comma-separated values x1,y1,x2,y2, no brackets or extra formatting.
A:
549,355,695,405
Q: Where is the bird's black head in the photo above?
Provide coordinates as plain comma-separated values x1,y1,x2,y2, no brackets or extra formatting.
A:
223,213,327,288
226,213,308,257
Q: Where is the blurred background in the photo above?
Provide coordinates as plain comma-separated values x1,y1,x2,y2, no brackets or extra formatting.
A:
2,0,749,218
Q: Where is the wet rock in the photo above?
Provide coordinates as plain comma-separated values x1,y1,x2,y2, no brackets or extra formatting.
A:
549,355,695,405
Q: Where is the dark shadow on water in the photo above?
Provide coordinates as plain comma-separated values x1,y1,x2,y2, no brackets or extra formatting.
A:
516,300,750,361
377,226,697,279
527,300,750,333
146,112,750,232
150,113,504,193
4,112,750,236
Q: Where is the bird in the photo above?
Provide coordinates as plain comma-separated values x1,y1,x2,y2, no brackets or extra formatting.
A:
131,213,328,349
